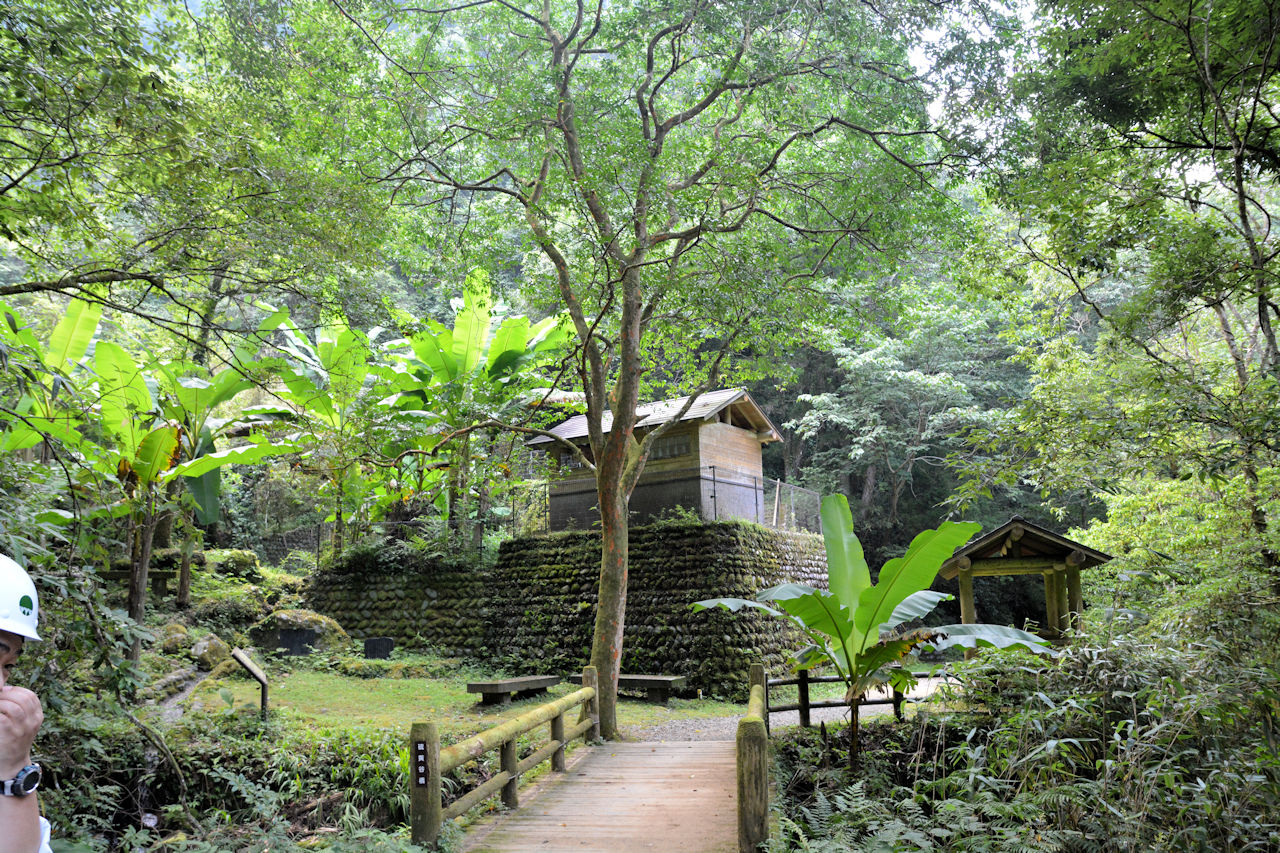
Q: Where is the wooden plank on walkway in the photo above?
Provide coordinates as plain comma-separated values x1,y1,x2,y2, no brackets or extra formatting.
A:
463,741,737,853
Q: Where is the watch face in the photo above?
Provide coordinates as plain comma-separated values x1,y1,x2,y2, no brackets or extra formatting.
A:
13,764,40,795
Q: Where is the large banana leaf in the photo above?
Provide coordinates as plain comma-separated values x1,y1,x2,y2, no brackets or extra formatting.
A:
853,520,980,645
157,367,254,424
318,324,370,411
410,320,458,383
694,582,858,668
46,298,102,370
923,623,1056,656
526,314,570,351
883,590,953,632
131,426,181,485
95,341,154,457
486,316,530,378
187,468,221,525
452,269,493,376
757,583,856,652
820,493,870,615
690,597,784,618
172,440,298,479
0,425,45,452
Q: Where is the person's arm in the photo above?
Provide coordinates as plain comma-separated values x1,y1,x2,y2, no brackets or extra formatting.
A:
0,682,44,853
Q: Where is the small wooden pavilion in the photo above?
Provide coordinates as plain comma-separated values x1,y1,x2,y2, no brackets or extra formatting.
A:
938,517,1111,640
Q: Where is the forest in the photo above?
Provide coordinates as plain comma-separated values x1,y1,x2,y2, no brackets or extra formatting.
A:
1,0,1277,849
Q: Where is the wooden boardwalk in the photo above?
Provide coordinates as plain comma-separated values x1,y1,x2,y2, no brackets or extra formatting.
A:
462,741,738,853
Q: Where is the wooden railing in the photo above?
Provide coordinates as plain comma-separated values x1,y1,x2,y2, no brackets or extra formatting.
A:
766,669,952,728
408,665,600,847
737,663,769,852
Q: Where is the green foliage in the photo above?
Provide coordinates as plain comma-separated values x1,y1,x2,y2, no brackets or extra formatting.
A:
769,781,1069,852
773,632,1280,852
948,0,1280,586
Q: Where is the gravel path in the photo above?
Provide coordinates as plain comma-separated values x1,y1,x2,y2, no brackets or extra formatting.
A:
622,677,950,742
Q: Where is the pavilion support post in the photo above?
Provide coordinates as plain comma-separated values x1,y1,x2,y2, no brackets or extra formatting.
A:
958,563,976,624
1066,566,1084,632
1055,563,1070,635
1043,571,1061,640
958,564,976,660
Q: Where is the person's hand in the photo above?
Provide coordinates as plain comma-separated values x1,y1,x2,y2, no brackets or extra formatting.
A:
0,675,42,778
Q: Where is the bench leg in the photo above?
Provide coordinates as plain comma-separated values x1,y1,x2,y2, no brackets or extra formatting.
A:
480,693,511,706
152,577,169,597
645,688,669,704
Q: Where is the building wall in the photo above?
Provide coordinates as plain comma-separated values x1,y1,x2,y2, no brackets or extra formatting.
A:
546,420,768,529
697,421,766,479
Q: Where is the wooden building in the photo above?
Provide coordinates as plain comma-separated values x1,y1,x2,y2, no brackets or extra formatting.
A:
939,518,1111,640
528,389,782,531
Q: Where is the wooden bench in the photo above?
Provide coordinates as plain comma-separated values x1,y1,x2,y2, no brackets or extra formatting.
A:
101,569,177,597
466,675,561,706
569,673,687,704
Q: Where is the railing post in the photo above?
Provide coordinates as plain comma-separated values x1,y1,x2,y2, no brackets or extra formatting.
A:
738,663,769,852
753,663,769,736
582,665,600,740
409,721,441,847
798,668,810,729
500,738,518,808
551,711,566,772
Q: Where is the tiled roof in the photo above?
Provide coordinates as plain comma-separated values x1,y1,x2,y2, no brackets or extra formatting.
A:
527,388,780,445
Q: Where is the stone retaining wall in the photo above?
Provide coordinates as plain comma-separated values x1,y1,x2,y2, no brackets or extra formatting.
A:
304,520,825,698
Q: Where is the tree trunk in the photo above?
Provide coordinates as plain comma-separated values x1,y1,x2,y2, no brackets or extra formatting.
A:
847,696,860,774
127,493,158,662
192,267,226,368
332,474,345,556
858,464,877,524
589,480,629,740
177,527,196,609
471,434,492,552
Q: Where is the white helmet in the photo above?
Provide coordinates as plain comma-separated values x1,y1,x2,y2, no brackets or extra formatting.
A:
0,554,40,641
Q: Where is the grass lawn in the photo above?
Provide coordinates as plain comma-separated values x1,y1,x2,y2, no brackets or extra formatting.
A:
190,666,748,737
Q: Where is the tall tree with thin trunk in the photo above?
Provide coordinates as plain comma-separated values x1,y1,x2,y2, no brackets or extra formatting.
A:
325,0,959,736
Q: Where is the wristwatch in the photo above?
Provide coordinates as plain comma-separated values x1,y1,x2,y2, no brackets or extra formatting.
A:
1,764,41,797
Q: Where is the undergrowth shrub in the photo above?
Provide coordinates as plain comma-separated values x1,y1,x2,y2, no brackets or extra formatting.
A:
771,637,1280,852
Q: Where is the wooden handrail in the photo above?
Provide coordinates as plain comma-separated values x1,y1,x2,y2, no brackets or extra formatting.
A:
737,663,768,852
410,665,600,847
765,669,956,725
230,648,268,719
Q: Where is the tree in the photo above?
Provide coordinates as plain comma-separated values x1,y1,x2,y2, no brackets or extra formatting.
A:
327,0,960,737
2,0,387,360
946,0,1280,575
788,281,1022,533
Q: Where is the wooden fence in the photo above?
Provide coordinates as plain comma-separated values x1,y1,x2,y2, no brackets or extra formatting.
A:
765,669,952,728
408,666,600,847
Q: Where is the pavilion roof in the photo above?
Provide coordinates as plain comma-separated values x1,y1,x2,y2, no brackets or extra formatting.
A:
938,517,1111,580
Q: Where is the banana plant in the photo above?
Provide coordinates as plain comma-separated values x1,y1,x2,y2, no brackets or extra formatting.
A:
269,309,398,554
694,494,1053,766
382,268,571,544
